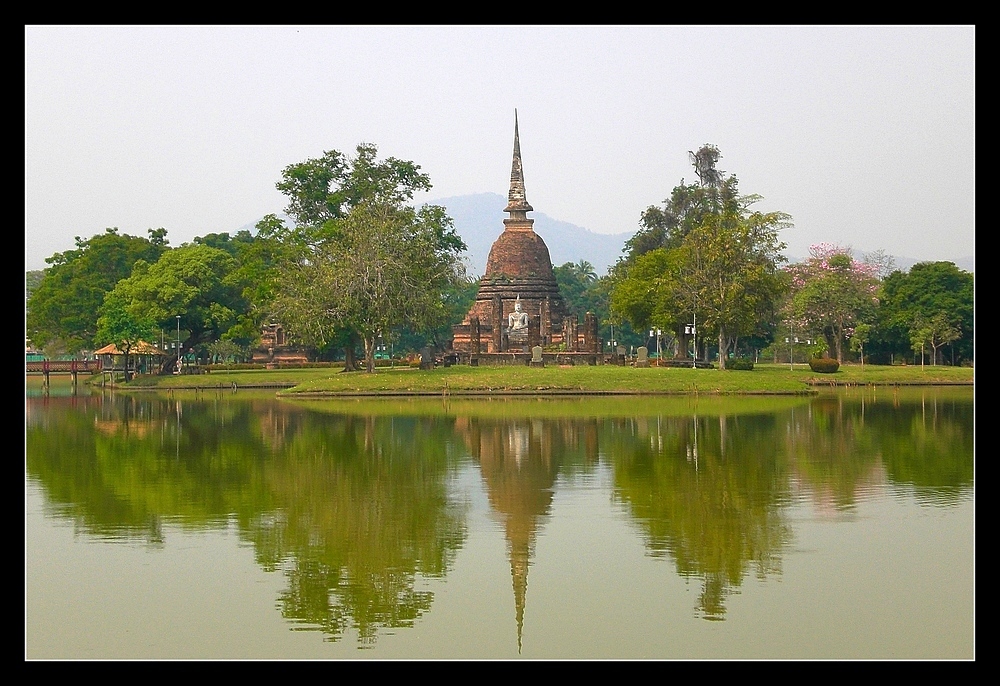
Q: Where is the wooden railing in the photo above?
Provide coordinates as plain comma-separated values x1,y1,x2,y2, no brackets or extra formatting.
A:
26,360,101,374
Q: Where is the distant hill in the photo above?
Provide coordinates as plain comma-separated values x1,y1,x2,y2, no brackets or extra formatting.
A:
425,193,633,278
239,198,972,278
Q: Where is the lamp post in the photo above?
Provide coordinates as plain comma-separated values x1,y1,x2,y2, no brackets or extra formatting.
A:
685,320,697,369
650,329,662,366
175,315,181,374
788,319,795,371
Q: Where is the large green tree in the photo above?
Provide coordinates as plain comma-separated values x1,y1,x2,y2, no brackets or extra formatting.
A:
26,228,168,354
876,261,974,365
272,201,465,372
611,146,789,367
109,243,248,372
679,208,788,367
270,145,464,371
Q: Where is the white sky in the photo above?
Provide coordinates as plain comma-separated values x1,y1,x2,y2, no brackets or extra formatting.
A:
25,25,975,271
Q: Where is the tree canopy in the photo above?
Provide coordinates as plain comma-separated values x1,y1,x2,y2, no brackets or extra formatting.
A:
270,145,465,371
876,261,974,365
622,144,743,260
108,243,248,369
611,145,789,368
26,228,168,354
276,143,432,229
786,244,879,363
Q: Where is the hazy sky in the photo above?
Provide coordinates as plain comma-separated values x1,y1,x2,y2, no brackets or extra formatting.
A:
25,25,975,271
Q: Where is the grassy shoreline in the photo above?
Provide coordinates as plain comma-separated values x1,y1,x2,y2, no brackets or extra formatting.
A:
55,362,974,396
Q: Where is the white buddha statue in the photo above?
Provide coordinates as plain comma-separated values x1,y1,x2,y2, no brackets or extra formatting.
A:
508,297,529,333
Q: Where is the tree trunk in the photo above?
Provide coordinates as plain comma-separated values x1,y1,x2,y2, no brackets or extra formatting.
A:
717,330,729,370
342,342,359,372
364,335,376,373
823,328,837,359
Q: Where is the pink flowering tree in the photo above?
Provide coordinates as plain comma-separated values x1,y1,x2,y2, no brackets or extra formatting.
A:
785,244,879,363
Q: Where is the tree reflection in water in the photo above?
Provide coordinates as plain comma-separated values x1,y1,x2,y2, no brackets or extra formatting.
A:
27,388,972,642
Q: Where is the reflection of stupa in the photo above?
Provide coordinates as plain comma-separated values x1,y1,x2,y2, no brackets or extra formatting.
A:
459,417,559,651
452,112,600,358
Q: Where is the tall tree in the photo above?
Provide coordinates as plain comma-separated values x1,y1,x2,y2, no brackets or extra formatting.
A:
269,145,465,371
272,201,465,372
621,144,742,261
26,228,168,354
877,261,973,365
786,244,879,363
276,143,432,230
109,244,248,372
611,145,789,367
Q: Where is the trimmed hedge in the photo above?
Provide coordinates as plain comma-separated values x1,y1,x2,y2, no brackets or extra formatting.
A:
808,357,840,373
727,358,755,371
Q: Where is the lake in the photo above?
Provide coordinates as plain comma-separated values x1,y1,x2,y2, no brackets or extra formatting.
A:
25,381,974,659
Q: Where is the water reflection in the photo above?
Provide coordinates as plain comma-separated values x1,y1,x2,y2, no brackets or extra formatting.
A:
457,415,600,648
26,387,973,648
608,411,793,619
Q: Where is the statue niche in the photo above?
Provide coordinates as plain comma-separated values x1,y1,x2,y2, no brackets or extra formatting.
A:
506,296,530,349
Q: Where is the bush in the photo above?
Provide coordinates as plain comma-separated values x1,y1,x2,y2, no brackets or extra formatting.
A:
727,358,754,371
808,357,840,373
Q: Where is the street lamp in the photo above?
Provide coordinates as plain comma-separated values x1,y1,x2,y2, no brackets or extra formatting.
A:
788,319,796,371
684,322,696,368
175,315,181,374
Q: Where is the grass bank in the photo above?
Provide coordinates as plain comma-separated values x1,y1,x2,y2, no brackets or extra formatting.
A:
89,362,973,396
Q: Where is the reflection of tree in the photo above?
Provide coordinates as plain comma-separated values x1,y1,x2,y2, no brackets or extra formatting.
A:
609,413,792,620
458,416,598,650
26,394,266,541
253,414,466,644
26,395,466,645
27,389,973,641
790,389,973,506
784,395,885,511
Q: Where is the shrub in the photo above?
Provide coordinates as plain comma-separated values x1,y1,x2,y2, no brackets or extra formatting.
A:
727,358,754,371
808,357,840,373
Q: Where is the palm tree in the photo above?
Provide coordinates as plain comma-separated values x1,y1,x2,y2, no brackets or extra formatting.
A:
575,260,597,283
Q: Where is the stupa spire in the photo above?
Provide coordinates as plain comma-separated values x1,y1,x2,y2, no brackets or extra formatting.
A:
504,110,533,219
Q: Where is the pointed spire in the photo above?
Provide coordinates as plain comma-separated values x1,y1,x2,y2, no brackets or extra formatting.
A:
504,109,533,218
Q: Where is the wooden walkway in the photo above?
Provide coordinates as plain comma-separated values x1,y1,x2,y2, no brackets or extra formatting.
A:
26,360,101,374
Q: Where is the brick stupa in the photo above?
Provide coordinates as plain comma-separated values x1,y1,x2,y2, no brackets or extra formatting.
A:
452,113,600,358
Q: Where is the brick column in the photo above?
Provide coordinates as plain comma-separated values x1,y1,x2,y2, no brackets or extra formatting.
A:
565,316,578,352
470,316,481,355
584,312,600,353
492,295,503,353
540,298,551,345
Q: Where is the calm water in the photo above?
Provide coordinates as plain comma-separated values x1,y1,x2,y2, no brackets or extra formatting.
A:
25,381,974,659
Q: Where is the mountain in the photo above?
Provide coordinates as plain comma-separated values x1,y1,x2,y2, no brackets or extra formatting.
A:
241,197,973,277
425,193,633,278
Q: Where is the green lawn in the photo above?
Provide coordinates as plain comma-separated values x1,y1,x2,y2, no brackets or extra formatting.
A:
92,361,973,396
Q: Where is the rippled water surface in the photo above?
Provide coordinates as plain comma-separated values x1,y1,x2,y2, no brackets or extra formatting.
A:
25,382,974,658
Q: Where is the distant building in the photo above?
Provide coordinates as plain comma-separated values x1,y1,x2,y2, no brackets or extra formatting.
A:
251,323,309,365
